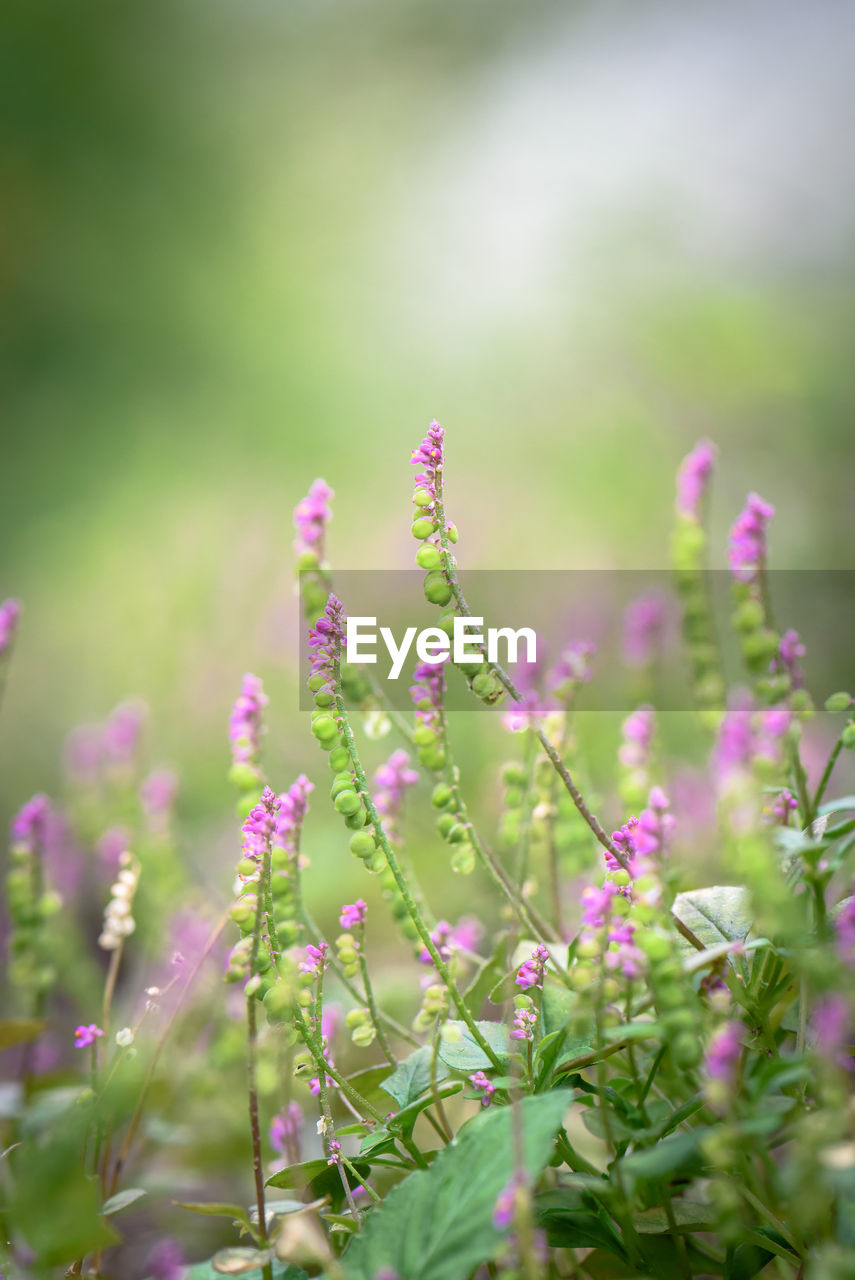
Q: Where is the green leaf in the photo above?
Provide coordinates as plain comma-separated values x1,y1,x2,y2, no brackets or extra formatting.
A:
633,1201,717,1233
540,1207,627,1255
436,1020,510,1073
393,1081,464,1139
619,1128,708,1180
103,1187,146,1216
211,1248,272,1275
380,1046,449,1108
266,1157,371,1209
0,1019,47,1052
175,1201,254,1233
726,1242,774,1280
672,886,752,949
465,940,510,1013
343,1092,569,1280
346,1063,396,1111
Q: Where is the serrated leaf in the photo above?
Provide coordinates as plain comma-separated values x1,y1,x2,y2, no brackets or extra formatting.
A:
380,1046,449,1108
0,1019,47,1052
436,1020,510,1073
103,1187,146,1216
343,1092,569,1280
672,886,752,949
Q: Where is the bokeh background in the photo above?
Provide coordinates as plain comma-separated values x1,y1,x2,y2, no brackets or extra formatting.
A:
3,0,855,823
2,0,855,1263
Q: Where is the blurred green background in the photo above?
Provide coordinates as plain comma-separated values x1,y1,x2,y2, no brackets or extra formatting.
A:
2,0,855,840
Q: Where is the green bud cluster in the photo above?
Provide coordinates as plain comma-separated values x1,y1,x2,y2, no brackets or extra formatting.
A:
730,581,786,704
378,867,419,946
335,931,361,978
431,778,476,875
671,514,725,715
345,1006,376,1047
635,926,702,1069
5,840,57,1004
412,982,447,1033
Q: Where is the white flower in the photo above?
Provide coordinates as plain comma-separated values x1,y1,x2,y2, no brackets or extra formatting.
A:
115,1027,134,1047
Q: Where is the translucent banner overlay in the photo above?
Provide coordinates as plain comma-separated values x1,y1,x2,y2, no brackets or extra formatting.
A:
298,570,854,712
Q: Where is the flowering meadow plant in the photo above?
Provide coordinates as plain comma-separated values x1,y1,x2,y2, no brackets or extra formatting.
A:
2,426,855,1280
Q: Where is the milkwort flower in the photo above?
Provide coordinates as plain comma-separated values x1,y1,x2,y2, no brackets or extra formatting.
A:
308,593,346,703
140,767,179,835
74,1023,104,1049
339,899,367,930
622,593,665,668
676,439,716,520
0,598,21,657
703,1020,744,1111
294,478,334,563
510,1002,537,1041
515,943,549,990
103,698,147,771
229,673,268,790
373,749,418,840
729,492,775,584
469,1070,495,1107
618,706,654,807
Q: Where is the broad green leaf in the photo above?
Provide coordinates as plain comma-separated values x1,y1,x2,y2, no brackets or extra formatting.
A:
0,1019,47,1052
343,1092,569,1280
380,1045,449,1108
539,1207,627,1255
103,1187,146,1216
175,1201,253,1233
619,1129,708,1181
672,886,752,949
464,940,510,1013
345,1063,396,1111
633,1201,717,1233
266,1157,371,1209
437,1020,510,1073
393,1081,464,1139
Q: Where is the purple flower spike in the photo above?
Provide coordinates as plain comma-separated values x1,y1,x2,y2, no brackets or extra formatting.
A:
622,594,665,668
299,941,329,979
705,1021,743,1084
0,599,21,657
229,673,268,781
493,1174,526,1230
374,749,418,838
308,594,346,696
676,439,716,519
10,794,51,854
294,478,334,560
515,943,549,990
510,1005,537,1041
729,492,775,584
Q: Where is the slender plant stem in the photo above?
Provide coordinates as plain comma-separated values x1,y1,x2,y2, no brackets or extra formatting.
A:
246,841,272,1276
331,648,502,1069
357,945,396,1066
813,733,845,815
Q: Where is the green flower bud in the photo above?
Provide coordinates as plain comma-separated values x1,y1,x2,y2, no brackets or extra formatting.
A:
230,901,255,927
424,574,452,606
400,918,419,941
229,761,261,791
732,599,765,632
313,690,334,708
334,789,362,816
237,858,258,878
349,831,376,859
418,745,446,769
842,723,855,749
411,517,437,540
345,1007,370,1029
328,745,351,771
445,822,467,844
437,614,456,637
308,673,327,692
366,849,387,873
330,772,356,798
416,543,443,571
263,983,293,1022
352,1023,376,1047
296,549,320,572
432,783,453,808
235,792,261,820
413,488,434,507
436,813,457,837
671,1031,701,1069
825,691,853,715
338,946,359,966
450,846,475,874
446,522,459,543
311,715,338,742
297,988,313,1008
412,724,437,747
344,808,369,830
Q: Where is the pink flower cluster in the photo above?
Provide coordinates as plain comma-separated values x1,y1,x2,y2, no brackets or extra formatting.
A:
515,944,549,990
676,439,716,519
240,786,281,868
299,941,328,980
511,1005,537,1041
374,749,418,836
729,492,775,583
273,774,314,858
339,899,367,930
0,598,21,656
293,478,334,559
229,674,268,776
418,917,483,967
410,420,444,505
10,793,50,854
308,594,345,697
74,1023,104,1049
704,1021,743,1084
469,1070,495,1107
622,594,665,667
